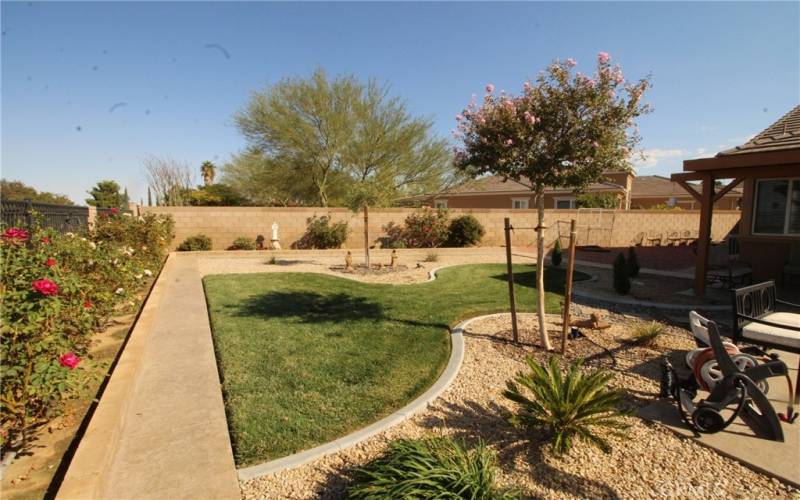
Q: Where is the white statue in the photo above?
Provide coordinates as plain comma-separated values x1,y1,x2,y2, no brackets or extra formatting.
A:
270,222,281,250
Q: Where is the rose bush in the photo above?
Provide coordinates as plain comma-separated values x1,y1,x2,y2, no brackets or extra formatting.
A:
0,212,173,449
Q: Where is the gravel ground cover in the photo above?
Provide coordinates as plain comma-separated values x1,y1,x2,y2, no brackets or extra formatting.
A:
241,311,797,499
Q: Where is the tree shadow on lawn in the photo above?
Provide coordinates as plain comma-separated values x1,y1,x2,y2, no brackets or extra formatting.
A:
231,290,449,330
490,268,587,294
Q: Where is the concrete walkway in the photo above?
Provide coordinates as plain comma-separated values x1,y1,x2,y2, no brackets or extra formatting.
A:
58,255,240,499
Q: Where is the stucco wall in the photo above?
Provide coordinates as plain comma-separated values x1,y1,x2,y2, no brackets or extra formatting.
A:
142,206,742,251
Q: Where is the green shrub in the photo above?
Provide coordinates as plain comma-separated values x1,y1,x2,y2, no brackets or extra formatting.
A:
347,437,517,499
447,215,485,247
503,357,628,455
402,208,449,248
294,215,349,249
0,213,173,447
613,252,631,295
576,192,620,209
551,239,563,267
228,236,256,250
177,234,212,251
630,321,665,347
423,252,439,262
626,246,639,277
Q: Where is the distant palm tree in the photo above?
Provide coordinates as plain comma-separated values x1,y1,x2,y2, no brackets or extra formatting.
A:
200,161,216,186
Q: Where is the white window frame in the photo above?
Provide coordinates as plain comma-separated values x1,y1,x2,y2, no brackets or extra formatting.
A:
751,177,800,236
433,199,448,209
511,197,530,209
553,197,577,209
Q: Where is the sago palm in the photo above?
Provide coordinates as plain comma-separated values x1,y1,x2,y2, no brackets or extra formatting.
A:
502,356,628,455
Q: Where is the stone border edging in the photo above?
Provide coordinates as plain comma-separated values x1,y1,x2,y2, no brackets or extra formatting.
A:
236,310,498,482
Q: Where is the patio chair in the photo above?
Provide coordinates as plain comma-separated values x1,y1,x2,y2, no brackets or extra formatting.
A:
666,231,682,246
732,281,800,403
784,242,800,286
645,232,663,246
702,242,752,289
681,230,693,246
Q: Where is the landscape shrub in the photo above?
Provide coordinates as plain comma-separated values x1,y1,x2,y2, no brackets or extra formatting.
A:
576,192,620,209
630,321,665,347
347,437,517,499
423,251,439,262
446,214,485,247
503,357,628,455
400,208,449,248
377,222,406,249
551,238,563,267
294,215,349,249
177,234,212,251
0,213,173,448
228,236,256,250
613,252,631,295
626,246,639,277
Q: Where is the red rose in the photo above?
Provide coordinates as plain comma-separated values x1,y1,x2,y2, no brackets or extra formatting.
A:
59,352,80,369
110,207,119,215
45,258,57,267
83,300,93,309
2,227,29,242
32,278,58,296
41,237,51,244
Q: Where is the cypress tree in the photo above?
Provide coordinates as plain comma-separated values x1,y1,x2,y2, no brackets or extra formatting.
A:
613,252,631,295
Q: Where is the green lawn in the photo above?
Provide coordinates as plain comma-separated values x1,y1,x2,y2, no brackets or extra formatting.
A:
203,263,588,466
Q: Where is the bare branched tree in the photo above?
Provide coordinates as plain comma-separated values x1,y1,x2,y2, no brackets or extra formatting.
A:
142,155,196,206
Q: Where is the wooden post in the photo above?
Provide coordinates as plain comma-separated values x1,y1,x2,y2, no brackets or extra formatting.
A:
694,175,714,296
561,219,577,354
363,205,370,269
504,218,519,343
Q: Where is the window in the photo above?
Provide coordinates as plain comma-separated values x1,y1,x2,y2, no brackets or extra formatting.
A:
554,197,576,209
434,199,447,209
752,178,800,235
512,198,529,209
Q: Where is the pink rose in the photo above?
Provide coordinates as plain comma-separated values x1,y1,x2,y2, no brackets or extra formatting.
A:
59,352,81,369
485,83,495,94
598,51,610,64
32,278,58,296
524,111,536,125
3,227,30,242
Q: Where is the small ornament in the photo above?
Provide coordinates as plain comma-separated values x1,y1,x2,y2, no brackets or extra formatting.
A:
390,249,398,270
345,251,353,271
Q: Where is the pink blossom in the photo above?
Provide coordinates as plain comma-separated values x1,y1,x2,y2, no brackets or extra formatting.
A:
524,111,536,125
523,81,531,91
607,89,616,99
502,100,515,112
455,114,464,121
598,51,610,64
32,278,58,296
59,352,81,369
505,139,513,146
2,227,29,242
485,83,495,94
587,79,597,87
566,58,577,67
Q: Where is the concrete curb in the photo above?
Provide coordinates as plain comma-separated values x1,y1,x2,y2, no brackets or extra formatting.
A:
572,288,731,311
236,312,509,482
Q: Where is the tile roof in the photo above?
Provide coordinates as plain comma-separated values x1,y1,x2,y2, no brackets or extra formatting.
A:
440,175,624,196
631,175,742,198
718,105,800,156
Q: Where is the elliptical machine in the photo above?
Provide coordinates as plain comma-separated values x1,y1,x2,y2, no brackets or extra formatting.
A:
661,319,795,441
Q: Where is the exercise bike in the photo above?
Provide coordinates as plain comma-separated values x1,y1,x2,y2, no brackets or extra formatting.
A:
660,319,795,441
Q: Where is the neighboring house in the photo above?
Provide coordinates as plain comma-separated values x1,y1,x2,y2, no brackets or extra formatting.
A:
673,105,800,292
406,171,741,211
630,175,742,210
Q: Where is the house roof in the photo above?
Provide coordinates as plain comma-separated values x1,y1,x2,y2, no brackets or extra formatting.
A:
437,175,625,197
631,175,742,198
718,105,800,156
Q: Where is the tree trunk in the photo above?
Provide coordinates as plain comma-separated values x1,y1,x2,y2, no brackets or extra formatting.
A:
363,205,370,269
535,190,553,351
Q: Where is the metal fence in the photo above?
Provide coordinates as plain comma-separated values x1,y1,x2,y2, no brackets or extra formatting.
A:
1,199,90,233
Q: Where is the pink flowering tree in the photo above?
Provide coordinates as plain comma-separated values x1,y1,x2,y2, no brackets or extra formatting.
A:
453,53,651,350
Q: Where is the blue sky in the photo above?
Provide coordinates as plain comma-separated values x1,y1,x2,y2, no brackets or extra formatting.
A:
2,1,798,204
